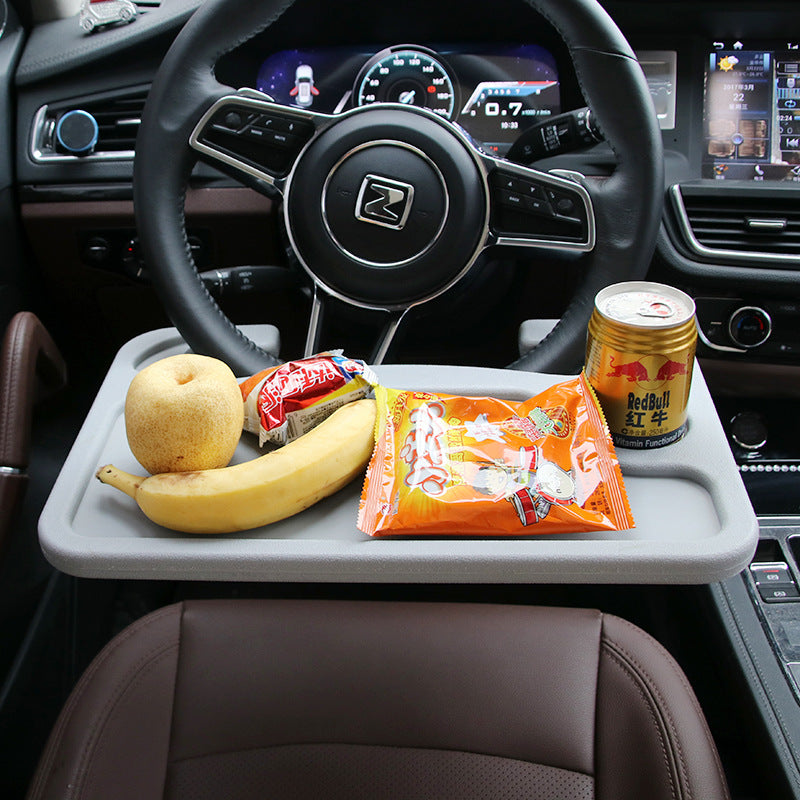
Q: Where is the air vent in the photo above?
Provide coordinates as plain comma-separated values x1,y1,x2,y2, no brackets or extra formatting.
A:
31,86,149,163
671,185,800,265
91,93,147,153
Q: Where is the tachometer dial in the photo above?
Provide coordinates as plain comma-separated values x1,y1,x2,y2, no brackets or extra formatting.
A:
355,46,456,119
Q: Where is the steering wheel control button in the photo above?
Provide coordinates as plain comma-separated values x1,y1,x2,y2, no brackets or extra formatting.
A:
491,171,549,205
220,110,248,130
525,195,554,217
489,168,589,241
544,186,581,220
554,195,576,216
211,109,258,134
497,188,525,210
198,104,314,178
522,182,548,202
728,306,772,348
56,109,99,155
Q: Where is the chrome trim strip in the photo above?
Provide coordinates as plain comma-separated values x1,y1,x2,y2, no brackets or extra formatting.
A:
371,309,410,366
237,88,275,102
303,290,324,358
30,104,136,163
0,466,24,475
669,184,800,266
303,288,409,365
696,322,746,354
746,218,787,232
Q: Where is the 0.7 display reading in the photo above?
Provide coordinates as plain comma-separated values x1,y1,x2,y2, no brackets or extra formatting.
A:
459,80,559,145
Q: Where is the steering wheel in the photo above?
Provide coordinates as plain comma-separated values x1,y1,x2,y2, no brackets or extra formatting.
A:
133,0,663,377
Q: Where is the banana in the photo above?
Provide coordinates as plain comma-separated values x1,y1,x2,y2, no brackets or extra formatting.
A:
96,398,376,534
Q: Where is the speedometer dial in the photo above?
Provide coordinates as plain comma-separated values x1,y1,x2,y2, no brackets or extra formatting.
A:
355,46,456,119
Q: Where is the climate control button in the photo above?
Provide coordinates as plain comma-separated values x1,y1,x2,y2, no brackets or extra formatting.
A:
728,306,772,348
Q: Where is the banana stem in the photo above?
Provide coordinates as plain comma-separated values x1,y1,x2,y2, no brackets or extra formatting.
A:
96,464,143,498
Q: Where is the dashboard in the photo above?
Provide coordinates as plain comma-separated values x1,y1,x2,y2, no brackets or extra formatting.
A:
254,43,561,157
9,0,800,384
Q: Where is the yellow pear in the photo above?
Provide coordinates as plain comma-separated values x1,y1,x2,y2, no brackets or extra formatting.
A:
124,354,244,474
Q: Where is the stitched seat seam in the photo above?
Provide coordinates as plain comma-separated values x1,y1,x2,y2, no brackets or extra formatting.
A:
602,641,681,800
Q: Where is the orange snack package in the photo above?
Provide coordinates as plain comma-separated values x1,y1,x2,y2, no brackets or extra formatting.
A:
358,373,634,536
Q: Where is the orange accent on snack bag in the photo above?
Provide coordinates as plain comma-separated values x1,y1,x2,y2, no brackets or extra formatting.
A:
357,373,634,536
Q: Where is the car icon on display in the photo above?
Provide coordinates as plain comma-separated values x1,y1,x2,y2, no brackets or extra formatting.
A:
289,64,319,107
79,0,138,33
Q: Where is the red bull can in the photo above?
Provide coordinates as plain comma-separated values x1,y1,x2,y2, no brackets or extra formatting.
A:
585,282,697,449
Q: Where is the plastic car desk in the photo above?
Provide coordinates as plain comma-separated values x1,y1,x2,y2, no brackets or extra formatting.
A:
39,326,759,584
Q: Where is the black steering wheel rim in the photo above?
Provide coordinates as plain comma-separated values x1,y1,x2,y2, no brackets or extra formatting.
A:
134,0,663,376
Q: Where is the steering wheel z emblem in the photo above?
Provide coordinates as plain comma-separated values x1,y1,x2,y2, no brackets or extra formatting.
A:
355,174,415,230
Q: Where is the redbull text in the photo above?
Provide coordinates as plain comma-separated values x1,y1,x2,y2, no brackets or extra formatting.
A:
585,282,697,449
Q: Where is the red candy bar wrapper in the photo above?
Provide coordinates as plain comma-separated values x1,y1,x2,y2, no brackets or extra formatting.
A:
358,373,634,536
240,352,379,446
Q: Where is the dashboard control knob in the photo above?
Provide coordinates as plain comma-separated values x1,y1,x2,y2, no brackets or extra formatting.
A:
730,411,768,451
82,236,111,265
55,110,99,155
728,306,772,348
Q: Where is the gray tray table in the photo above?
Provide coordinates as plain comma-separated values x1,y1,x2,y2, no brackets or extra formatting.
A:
39,326,758,584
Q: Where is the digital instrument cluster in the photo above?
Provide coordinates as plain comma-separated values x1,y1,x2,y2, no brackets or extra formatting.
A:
256,43,561,157
703,41,800,181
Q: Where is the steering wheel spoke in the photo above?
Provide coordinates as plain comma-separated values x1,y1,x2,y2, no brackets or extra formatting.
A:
483,159,595,255
304,288,409,366
189,93,324,194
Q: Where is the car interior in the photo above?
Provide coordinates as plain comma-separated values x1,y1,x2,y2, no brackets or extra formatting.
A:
2,0,800,797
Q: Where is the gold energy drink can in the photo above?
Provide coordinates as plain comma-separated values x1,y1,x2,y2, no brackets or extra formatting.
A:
585,281,697,449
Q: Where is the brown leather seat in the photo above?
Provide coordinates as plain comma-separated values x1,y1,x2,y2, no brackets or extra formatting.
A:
26,599,730,800
0,311,66,564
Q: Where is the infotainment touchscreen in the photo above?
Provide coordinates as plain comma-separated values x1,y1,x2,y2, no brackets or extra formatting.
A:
703,44,800,181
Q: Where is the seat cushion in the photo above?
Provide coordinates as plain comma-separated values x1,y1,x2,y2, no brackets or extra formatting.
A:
26,599,730,800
